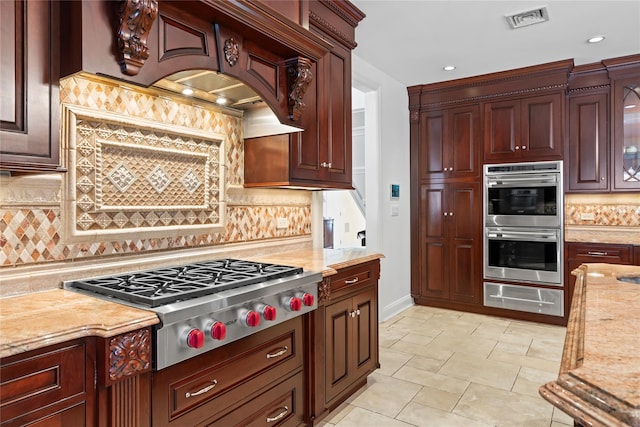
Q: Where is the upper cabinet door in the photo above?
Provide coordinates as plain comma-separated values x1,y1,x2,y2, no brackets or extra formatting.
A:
567,93,609,192
419,105,480,180
521,93,563,159
484,99,519,162
484,93,563,163
0,0,61,172
612,76,640,191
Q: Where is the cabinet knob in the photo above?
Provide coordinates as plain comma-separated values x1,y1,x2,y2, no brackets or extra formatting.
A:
601,176,605,181
320,162,332,168
449,212,454,216
515,146,520,150
443,212,448,216
521,146,527,150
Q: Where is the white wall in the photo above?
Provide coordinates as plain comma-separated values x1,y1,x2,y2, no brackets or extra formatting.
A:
352,54,413,321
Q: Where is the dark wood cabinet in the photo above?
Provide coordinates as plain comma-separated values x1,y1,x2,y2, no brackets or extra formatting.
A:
151,318,305,427
567,92,609,191
418,105,481,181
484,93,564,163
244,0,364,189
610,70,640,191
0,0,61,172
307,259,380,424
565,242,635,316
414,182,481,305
0,339,93,427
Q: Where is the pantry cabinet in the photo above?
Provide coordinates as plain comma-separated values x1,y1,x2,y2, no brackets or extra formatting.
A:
0,0,61,172
418,105,481,181
414,182,482,305
484,93,564,163
307,259,380,424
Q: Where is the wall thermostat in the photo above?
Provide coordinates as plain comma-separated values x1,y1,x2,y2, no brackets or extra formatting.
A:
390,184,400,200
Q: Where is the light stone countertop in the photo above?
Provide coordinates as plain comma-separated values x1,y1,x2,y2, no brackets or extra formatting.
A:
539,263,640,426
0,248,383,359
564,226,640,245
0,289,159,359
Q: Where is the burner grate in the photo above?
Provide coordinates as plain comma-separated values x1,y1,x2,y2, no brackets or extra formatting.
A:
67,259,303,307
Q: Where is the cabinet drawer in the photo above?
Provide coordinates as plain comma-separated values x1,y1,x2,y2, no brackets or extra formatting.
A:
568,243,633,263
171,331,297,417
328,261,378,295
205,372,303,426
0,343,86,424
152,318,303,426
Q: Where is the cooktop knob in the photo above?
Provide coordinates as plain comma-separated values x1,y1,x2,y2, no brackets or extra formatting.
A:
186,328,205,349
242,310,261,327
286,296,303,312
300,292,315,307
209,321,227,340
262,305,277,321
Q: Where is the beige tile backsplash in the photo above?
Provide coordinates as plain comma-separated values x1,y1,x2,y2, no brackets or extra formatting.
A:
0,75,311,269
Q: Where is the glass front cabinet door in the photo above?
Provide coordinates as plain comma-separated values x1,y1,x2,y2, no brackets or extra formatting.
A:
613,76,640,190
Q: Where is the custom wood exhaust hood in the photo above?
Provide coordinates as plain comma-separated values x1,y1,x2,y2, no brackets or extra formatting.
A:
60,0,332,128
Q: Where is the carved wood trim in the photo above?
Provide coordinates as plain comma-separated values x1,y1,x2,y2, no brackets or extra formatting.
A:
224,37,240,67
319,277,331,301
410,110,420,123
286,56,313,121
117,0,159,76
108,328,151,382
309,10,356,49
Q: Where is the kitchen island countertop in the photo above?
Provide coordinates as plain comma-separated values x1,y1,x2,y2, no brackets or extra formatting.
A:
539,263,640,426
0,248,383,359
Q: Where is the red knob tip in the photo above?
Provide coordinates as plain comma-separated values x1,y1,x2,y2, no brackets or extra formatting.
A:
246,310,261,327
263,305,277,321
289,297,302,312
211,322,226,340
302,293,315,307
187,329,205,349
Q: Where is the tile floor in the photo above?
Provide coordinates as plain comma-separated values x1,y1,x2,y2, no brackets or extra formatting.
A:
317,305,573,427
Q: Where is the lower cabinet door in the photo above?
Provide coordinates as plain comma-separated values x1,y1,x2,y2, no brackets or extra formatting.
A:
204,373,304,427
324,298,353,403
351,287,378,382
22,403,86,427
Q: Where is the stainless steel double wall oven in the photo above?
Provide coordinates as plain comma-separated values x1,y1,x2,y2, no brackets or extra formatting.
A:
483,161,564,317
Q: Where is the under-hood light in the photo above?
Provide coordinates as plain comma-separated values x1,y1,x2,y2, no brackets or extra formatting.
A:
181,87,194,96
216,97,228,105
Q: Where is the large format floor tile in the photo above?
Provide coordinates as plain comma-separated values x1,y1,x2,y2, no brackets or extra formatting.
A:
318,305,571,427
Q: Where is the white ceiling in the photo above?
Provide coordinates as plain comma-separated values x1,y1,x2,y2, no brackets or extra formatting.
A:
350,0,640,87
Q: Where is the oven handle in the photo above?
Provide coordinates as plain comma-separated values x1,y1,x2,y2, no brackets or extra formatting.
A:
487,294,554,305
487,174,557,187
486,229,558,241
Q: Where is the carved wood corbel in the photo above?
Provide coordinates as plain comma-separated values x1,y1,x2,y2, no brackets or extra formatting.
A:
108,328,151,382
116,0,159,76
285,56,313,121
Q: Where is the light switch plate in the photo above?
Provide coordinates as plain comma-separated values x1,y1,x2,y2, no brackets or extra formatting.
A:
580,212,595,221
276,217,289,229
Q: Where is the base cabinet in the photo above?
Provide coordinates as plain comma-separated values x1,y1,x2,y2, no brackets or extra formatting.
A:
0,340,93,427
307,260,380,424
151,318,305,427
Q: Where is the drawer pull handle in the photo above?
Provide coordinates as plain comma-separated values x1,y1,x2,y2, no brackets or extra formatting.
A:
345,278,359,285
266,406,289,423
266,346,288,359
587,251,608,256
185,380,217,398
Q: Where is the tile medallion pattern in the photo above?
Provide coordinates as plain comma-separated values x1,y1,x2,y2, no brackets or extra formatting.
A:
0,75,311,267
62,104,225,241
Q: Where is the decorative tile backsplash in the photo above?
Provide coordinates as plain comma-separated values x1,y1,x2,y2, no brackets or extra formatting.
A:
0,75,311,267
565,194,640,226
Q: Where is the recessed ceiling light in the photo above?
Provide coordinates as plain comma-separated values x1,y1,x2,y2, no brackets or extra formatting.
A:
216,96,227,105
181,87,194,96
443,65,456,71
587,35,605,44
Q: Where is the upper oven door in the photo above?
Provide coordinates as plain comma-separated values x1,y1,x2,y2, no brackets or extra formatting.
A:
484,168,562,228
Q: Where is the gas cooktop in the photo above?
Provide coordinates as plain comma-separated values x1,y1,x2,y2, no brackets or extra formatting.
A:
66,259,303,308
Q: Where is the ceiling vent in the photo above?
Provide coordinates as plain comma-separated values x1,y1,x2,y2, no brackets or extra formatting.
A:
505,6,549,29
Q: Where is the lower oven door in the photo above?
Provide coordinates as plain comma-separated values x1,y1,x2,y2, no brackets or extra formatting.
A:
484,227,562,285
